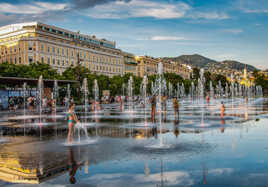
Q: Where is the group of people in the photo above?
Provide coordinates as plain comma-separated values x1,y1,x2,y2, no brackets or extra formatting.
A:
7,96,25,111
151,94,226,123
66,94,227,143
150,95,180,123
206,94,225,119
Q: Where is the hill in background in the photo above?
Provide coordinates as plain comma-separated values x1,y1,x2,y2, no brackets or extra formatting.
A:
162,54,257,71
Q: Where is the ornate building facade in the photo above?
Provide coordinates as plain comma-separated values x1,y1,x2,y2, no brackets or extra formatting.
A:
122,52,137,76
136,56,192,79
0,22,123,76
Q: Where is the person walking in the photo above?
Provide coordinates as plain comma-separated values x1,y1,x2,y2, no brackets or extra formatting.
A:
173,97,179,120
150,95,156,123
221,101,225,119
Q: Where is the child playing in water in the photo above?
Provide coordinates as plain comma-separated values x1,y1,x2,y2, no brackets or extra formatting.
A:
206,94,210,103
150,95,156,123
221,101,225,119
67,102,80,143
173,98,179,119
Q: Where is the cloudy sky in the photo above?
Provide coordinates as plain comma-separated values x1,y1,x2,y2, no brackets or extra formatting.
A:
0,0,267,69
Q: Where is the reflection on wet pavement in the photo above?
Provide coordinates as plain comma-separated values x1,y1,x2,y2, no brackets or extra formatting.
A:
0,98,268,186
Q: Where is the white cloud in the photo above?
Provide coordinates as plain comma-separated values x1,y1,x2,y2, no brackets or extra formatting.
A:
82,0,228,20
0,0,230,22
151,36,186,41
83,0,191,19
208,168,234,175
190,11,230,20
238,0,268,14
222,29,243,34
84,171,194,186
0,2,68,14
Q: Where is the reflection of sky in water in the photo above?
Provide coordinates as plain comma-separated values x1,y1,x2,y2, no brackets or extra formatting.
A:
0,98,268,186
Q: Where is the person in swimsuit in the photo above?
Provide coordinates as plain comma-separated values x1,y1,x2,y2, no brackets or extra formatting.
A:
150,95,156,123
67,102,80,143
206,94,210,103
220,101,225,119
173,98,179,120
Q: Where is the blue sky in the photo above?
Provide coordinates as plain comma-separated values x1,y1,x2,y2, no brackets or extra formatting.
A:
0,0,267,69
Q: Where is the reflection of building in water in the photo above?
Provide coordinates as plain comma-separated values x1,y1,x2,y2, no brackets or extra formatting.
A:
0,143,69,184
0,136,126,185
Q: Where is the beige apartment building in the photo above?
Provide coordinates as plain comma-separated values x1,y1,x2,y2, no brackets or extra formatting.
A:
136,56,159,77
0,22,123,76
122,52,137,76
136,56,192,79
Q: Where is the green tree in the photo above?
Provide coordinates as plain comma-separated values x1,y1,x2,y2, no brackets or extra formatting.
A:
192,67,200,80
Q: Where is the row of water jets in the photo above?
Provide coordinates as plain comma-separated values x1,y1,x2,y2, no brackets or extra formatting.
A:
18,64,263,146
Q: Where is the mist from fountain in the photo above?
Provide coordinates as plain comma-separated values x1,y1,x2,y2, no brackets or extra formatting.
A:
67,84,71,109
38,75,44,139
231,74,235,98
225,83,229,98
198,69,205,99
209,81,214,98
168,82,173,98
93,79,99,112
75,78,90,143
180,83,185,98
128,76,134,112
38,75,44,114
53,80,58,112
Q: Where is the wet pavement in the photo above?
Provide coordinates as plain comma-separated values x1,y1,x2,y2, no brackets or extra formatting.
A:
0,97,268,186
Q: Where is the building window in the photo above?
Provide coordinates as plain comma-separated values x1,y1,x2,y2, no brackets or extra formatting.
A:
53,59,55,65
66,49,69,56
19,57,21,64
47,57,50,64
62,48,64,56
66,61,69,65
71,61,74,65
62,60,64,66
41,44,44,52
57,60,60,65
28,56,33,64
47,46,50,53
41,57,44,63
71,50,73,57
14,47,16,53
52,47,55,53
57,48,59,54
14,57,17,64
